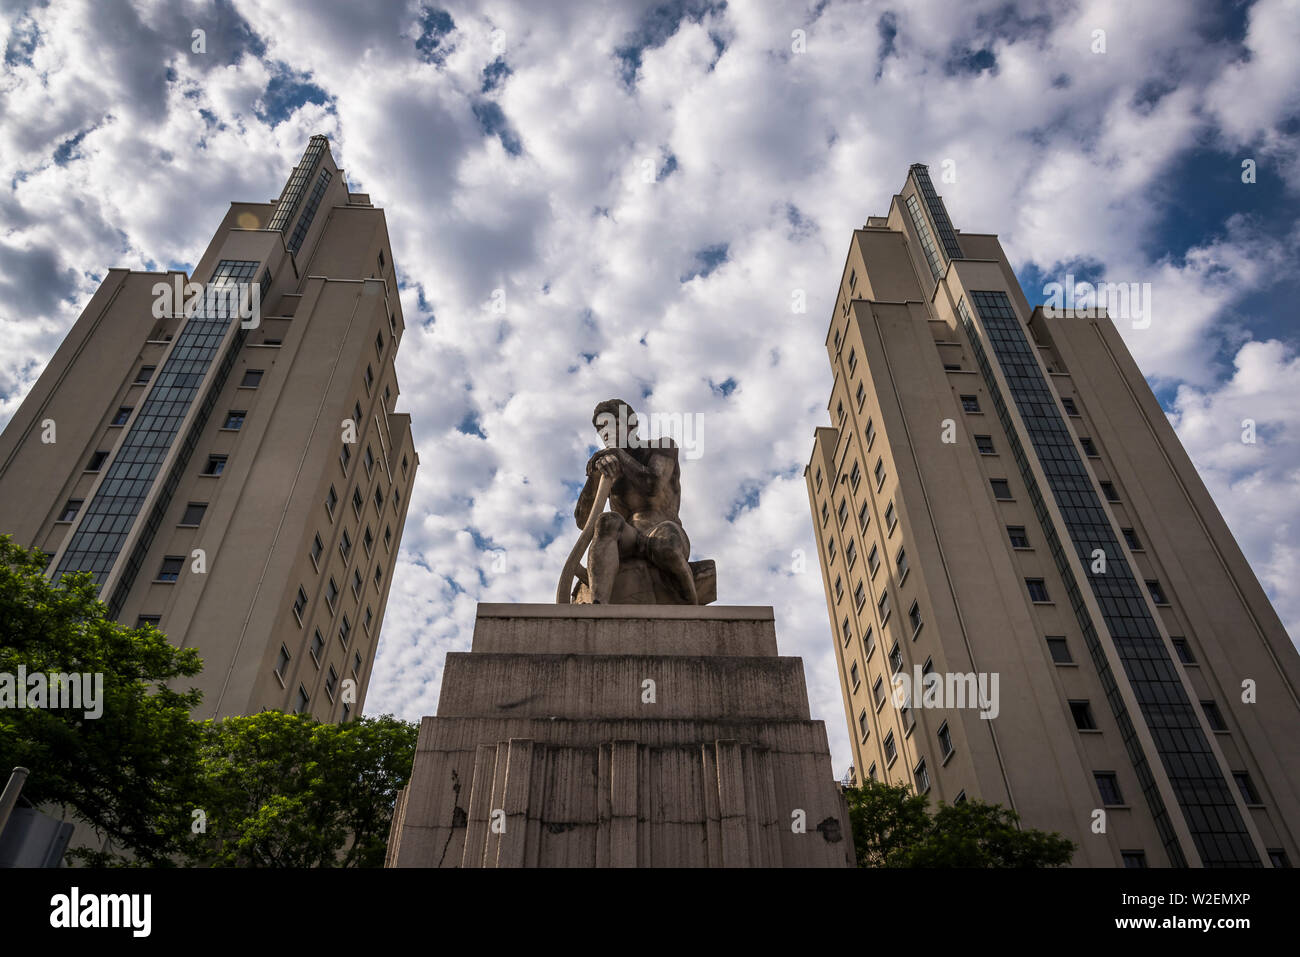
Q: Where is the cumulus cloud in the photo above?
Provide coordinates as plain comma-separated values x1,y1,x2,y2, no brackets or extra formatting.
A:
1,0,1297,775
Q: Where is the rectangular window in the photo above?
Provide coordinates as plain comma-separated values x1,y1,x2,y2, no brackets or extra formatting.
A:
240,369,264,388
1070,700,1097,730
326,666,339,699
374,486,385,511
364,445,375,474
293,586,308,620
1061,397,1079,416
1201,700,1228,732
960,395,980,413
1026,578,1050,602
854,581,866,611
339,614,352,646
954,791,967,805
888,641,903,674
858,501,870,531
834,576,843,602
340,529,353,561
326,577,339,608
352,568,363,597
878,589,891,624
836,400,845,424
326,485,338,516
223,410,246,430
845,538,857,568
136,615,161,629
312,533,324,565
134,365,155,384
841,617,852,645
975,434,995,455
914,759,929,793
856,382,866,408
1047,636,1072,664
1146,580,1169,605
375,331,385,357
1007,525,1030,548
384,525,392,547
354,401,363,427
156,556,183,582
908,600,922,635
896,548,909,581
868,763,878,781
364,526,374,554
276,645,290,680
865,418,876,447
863,624,875,658
867,544,880,575
340,444,352,470
837,499,848,527
179,502,206,526
1172,637,1195,664
296,686,309,714
87,450,108,472
884,501,897,532
1080,437,1098,457
352,487,364,516
938,722,953,759
990,478,1012,500
204,455,227,476
1100,480,1119,502
872,676,885,708
821,502,829,525
354,650,363,676
828,537,836,561
1233,772,1261,805
873,459,885,490
884,731,897,765
850,660,860,689
815,468,823,491
365,364,374,391
59,499,82,522
1095,772,1124,806
1122,851,1147,869
858,709,869,739
1269,849,1291,868
111,407,132,426
850,461,861,490
1122,527,1142,550
311,629,324,663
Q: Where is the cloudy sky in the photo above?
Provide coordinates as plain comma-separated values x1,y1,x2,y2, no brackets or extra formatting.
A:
2,0,1298,774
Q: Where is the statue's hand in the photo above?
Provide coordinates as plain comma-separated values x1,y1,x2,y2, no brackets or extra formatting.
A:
587,449,621,479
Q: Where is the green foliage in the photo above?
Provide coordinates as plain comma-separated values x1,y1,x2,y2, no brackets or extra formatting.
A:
182,711,418,867
845,779,1075,868
0,535,205,865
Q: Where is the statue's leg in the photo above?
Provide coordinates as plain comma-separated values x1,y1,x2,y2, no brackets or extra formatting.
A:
647,523,698,604
588,512,637,603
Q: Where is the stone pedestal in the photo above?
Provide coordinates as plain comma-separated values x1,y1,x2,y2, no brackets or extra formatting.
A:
385,603,853,868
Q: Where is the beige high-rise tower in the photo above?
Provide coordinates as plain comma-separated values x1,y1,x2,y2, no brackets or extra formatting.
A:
804,164,1300,867
0,135,418,722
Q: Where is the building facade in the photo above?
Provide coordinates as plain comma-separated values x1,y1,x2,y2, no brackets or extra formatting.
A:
804,164,1300,867
0,135,418,722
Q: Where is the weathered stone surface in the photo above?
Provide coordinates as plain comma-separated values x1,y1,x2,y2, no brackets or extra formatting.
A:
385,604,853,868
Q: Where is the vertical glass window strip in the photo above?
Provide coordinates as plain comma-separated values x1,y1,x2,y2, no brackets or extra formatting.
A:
960,291,1258,868
904,194,944,282
268,135,327,233
287,168,332,255
910,163,963,262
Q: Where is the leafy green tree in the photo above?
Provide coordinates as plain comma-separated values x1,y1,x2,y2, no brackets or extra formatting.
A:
182,711,418,867
0,535,204,865
845,779,1074,867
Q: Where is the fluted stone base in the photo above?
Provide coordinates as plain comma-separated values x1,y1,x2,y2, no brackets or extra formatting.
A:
385,603,853,868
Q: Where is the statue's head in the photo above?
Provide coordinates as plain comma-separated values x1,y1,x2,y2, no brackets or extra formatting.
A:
592,398,638,449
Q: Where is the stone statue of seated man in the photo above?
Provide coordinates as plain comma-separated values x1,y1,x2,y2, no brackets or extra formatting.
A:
566,398,714,605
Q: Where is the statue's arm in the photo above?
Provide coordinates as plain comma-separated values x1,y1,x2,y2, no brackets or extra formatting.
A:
574,473,600,528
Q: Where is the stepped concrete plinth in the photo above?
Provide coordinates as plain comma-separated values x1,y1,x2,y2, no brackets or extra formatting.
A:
385,603,854,868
